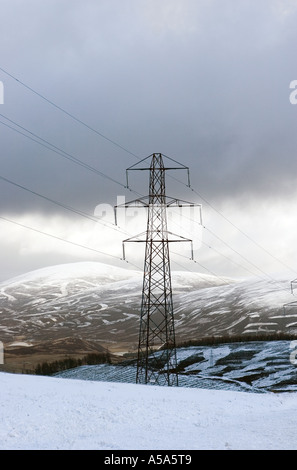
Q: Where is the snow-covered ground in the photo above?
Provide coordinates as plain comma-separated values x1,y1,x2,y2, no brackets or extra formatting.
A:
1,371,297,450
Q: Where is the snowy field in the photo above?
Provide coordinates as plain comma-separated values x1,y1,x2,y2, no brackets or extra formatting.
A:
1,371,297,450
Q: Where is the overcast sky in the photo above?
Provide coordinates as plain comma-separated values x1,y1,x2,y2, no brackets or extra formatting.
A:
1,0,297,282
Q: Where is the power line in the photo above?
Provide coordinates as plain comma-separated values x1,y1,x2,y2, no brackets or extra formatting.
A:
201,225,288,291
198,237,261,279
0,214,143,272
0,214,120,260
168,169,297,277
0,67,281,266
0,65,291,273
0,115,285,284
171,251,230,286
0,66,140,160
0,113,126,189
1,108,291,284
0,173,128,233
165,191,290,285
0,156,255,284
1,65,294,282
191,186,297,276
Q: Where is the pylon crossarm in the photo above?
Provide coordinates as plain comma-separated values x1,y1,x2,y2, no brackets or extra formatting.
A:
122,232,147,260
114,197,149,225
291,278,297,294
122,231,193,261
126,153,190,189
165,197,200,207
166,232,194,260
116,196,150,208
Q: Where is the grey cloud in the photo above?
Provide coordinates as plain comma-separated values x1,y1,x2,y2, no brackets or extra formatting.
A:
1,0,297,278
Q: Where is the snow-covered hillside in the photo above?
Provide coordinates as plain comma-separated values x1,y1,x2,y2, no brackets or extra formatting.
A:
56,340,297,393
1,371,297,450
0,261,295,349
1,264,297,449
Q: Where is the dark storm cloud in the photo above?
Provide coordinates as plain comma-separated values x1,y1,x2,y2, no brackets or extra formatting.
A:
0,0,297,216
1,0,297,280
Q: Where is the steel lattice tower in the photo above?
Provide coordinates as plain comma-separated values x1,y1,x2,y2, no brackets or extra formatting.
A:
137,154,177,386
115,153,200,386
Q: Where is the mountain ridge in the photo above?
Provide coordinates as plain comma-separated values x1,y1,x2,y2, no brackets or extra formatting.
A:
0,262,295,364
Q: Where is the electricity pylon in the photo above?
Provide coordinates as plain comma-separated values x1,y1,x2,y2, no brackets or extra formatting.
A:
115,153,200,386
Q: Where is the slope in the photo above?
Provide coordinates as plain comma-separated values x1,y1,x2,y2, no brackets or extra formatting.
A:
0,261,295,356
1,371,297,450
